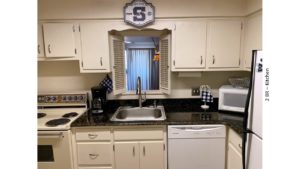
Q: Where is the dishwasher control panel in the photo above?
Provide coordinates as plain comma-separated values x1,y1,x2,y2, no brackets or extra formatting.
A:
168,125,226,138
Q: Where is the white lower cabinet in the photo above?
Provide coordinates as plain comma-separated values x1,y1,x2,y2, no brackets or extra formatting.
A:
73,128,114,169
73,126,166,169
114,127,166,169
227,128,242,169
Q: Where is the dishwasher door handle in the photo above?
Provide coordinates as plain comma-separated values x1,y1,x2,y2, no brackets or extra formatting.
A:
172,126,219,131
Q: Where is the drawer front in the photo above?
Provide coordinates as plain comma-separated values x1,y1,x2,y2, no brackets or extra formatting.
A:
228,128,242,153
77,143,113,165
76,129,111,141
114,129,164,140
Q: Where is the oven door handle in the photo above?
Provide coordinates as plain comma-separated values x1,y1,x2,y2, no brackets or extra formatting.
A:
38,132,63,139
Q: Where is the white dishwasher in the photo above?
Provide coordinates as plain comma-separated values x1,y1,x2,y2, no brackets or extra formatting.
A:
168,125,226,169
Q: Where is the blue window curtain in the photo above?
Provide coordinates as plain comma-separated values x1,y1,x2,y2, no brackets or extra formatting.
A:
126,48,155,91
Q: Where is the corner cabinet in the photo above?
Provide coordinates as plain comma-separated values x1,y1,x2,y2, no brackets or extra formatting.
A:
227,128,243,169
207,20,242,69
172,20,207,71
243,11,262,69
113,126,167,169
38,22,81,60
79,22,111,73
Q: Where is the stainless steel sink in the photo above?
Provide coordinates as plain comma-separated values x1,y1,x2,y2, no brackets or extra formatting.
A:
110,106,166,122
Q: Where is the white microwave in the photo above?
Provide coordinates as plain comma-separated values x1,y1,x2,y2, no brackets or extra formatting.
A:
218,85,248,113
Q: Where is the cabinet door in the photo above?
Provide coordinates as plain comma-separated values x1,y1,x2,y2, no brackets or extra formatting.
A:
140,141,165,169
114,142,139,169
38,24,45,58
80,23,110,72
173,20,206,70
207,20,242,68
227,142,242,169
244,12,262,68
43,23,76,57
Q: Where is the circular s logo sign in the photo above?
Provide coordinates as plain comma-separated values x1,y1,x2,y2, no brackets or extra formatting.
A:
124,0,155,28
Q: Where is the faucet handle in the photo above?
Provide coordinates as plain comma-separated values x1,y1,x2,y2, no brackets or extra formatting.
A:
153,100,157,108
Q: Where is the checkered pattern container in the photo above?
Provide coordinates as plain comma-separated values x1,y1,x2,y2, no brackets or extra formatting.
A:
100,75,113,93
200,85,213,103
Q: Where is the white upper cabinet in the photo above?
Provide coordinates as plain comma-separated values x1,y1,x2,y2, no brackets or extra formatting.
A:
80,22,110,72
173,20,207,71
243,11,262,69
43,23,77,58
38,24,45,58
207,20,242,69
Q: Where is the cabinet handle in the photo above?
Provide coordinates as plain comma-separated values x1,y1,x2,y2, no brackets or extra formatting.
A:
88,133,98,139
89,153,99,159
173,60,175,66
100,57,103,66
48,44,51,54
200,56,203,65
212,55,215,64
133,146,135,156
238,144,242,149
38,45,40,54
143,146,145,156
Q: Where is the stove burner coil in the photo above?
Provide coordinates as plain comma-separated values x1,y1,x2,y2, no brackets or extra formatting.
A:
62,112,78,118
46,118,71,127
38,113,46,119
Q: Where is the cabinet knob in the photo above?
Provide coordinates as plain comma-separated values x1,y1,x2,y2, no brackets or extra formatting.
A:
133,146,135,156
89,153,99,159
200,56,203,65
48,44,51,54
88,133,98,139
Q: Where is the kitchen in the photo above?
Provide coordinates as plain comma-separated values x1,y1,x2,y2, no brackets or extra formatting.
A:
37,0,261,169
5,0,292,169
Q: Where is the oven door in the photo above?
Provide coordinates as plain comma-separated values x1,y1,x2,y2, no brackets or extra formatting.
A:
38,130,73,169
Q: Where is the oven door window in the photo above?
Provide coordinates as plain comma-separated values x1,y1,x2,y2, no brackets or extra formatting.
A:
38,145,54,162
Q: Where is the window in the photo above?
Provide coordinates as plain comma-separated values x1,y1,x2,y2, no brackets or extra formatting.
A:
124,36,160,91
110,30,171,95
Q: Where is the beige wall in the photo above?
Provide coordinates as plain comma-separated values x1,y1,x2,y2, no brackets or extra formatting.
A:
38,0,246,19
37,0,253,98
245,0,262,15
38,61,249,98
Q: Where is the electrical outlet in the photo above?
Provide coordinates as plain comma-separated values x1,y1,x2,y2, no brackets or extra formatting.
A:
191,87,200,96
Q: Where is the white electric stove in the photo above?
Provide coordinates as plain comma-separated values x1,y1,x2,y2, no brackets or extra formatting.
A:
37,93,88,169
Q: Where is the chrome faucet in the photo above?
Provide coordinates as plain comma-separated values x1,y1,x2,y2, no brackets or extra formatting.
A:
136,76,146,108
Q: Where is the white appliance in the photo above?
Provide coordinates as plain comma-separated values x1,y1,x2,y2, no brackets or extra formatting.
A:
168,125,226,169
38,93,87,169
219,85,248,113
243,50,263,169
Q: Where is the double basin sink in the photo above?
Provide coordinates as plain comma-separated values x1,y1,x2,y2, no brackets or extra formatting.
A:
110,106,166,122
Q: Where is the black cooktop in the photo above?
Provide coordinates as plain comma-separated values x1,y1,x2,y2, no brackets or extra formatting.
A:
46,118,71,127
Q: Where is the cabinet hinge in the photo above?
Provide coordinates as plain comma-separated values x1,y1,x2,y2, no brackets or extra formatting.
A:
75,48,77,54
113,145,115,151
73,25,75,32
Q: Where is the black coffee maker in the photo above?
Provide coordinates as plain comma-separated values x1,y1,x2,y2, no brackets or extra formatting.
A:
91,86,107,114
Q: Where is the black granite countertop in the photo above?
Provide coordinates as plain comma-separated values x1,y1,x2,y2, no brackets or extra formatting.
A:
71,110,244,137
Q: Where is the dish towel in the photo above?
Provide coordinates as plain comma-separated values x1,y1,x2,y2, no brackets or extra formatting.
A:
99,74,113,93
200,85,214,103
